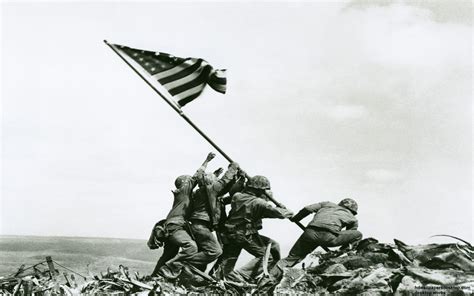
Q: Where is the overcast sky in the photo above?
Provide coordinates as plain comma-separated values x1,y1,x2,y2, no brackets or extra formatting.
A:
1,0,472,253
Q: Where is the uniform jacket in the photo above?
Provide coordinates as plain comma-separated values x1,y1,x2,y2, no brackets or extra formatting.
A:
165,168,205,226
225,191,288,235
293,201,358,234
189,163,239,228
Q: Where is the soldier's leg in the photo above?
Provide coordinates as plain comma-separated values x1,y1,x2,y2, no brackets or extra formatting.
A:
167,228,199,261
184,222,222,269
269,228,321,281
151,242,179,276
232,233,269,281
209,242,242,279
159,229,198,278
328,229,362,248
259,235,281,269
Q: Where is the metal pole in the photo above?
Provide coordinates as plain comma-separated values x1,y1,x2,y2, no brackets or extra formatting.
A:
104,40,234,163
104,40,306,231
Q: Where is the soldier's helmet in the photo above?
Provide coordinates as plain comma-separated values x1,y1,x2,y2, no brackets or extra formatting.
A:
175,175,192,189
247,175,271,190
339,198,358,215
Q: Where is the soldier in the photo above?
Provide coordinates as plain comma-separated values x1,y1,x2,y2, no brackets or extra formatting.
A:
151,152,215,278
218,175,293,283
162,161,240,276
267,198,362,284
208,174,246,279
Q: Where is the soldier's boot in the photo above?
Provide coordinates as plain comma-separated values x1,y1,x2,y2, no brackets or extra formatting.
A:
178,265,209,287
158,262,183,280
257,276,278,294
339,239,361,252
225,270,248,284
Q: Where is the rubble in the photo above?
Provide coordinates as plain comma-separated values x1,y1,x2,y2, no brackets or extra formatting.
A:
0,258,235,295
274,237,474,295
1,237,473,295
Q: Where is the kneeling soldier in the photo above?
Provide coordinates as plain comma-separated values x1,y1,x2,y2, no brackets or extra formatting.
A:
269,198,362,283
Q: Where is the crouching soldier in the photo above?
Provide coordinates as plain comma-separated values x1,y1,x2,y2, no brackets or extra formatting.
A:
219,176,293,283
268,198,362,283
150,152,215,278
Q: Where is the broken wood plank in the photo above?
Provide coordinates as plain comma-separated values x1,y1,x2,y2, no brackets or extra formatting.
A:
262,243,272,276
45,256,56,280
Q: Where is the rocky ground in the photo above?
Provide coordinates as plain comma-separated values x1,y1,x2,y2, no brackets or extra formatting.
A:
1,237,473,295
273,237,473,295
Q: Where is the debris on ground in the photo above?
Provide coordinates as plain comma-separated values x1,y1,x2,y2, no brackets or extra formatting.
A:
1,237,473,295
274,237,474,295
0,257,237,295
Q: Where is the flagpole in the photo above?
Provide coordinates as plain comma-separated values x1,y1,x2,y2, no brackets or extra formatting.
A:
104,40,181,114
104,40,312,234
104,40,235,163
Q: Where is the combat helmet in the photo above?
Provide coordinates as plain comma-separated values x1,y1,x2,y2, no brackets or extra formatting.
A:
339,198,358,215
175,175,192,189
247,175,271,190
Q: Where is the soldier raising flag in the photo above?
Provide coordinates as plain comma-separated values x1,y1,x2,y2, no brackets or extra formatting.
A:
215,175,293,283
104,42,360,287
104,41,303,232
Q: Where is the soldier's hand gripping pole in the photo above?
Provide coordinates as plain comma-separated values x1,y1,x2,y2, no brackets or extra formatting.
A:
244,175,332,252
264,193,306,231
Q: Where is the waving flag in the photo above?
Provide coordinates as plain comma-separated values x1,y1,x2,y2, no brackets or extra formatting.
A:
111,44,226,107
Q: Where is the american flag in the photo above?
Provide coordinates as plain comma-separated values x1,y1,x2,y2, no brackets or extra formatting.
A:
111,44,226,107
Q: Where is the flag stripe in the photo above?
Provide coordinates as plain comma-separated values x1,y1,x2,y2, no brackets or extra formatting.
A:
177,92,201,107
175,83,207,102
209,76,226,85
158,59,204,85
208,74,226,93
168,66,212,96
152,58,196,80
209,83,226,93
162,62,208,89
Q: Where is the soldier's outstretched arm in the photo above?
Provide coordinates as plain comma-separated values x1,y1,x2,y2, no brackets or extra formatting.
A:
211,162,240,194
194,152,215,174
200,152,216,169
213,167,224,177
190,152,216,185
290,203,323,222
258,201,294,219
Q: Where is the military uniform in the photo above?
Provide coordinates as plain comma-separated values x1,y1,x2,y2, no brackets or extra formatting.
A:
152,170,204,277
270,200,362,281
209,176,248,278
218,190,290,282
165,163,239,273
